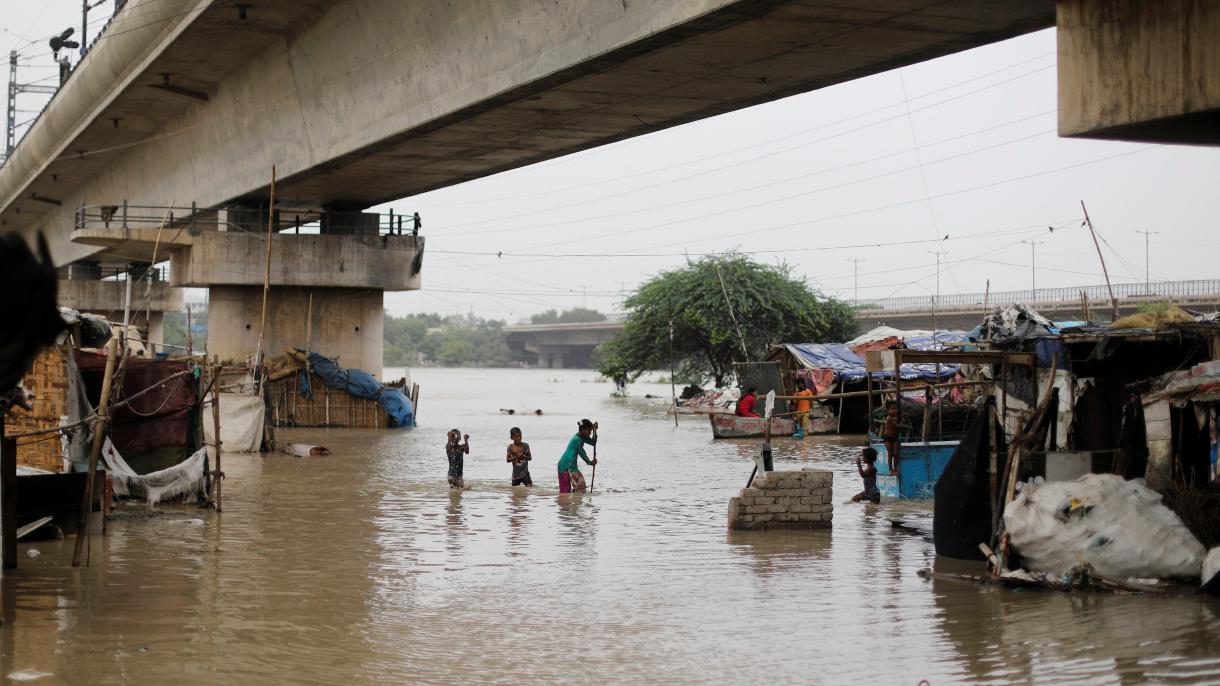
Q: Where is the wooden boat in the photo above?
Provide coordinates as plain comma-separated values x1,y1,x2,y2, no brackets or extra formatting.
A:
708,413,794,439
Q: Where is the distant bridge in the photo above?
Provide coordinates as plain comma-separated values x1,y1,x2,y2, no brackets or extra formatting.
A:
504,320,625,369
852,280,1220,331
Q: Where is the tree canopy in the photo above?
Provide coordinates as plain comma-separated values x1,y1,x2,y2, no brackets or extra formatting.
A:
384,312,513,367
595,254,855,387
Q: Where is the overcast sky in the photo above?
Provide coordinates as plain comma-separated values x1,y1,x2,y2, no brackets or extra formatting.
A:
5,4,1218,322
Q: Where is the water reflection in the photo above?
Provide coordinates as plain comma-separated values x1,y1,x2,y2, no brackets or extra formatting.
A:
0,368,1217,684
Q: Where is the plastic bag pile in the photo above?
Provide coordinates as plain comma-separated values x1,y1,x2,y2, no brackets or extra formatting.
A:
1004,473,1210,582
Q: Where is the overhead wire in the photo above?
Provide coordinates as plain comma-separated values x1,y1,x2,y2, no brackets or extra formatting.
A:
439,108,1056,238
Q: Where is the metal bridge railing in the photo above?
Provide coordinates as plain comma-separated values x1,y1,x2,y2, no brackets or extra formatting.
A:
75,202,422,238
851,280,1220,312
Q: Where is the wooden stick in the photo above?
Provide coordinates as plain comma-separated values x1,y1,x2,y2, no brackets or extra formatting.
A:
186,303,193,356
211,363,223,512
254,166,276,384
304,291,313,355
1081,200,1120,320
2,420,16,570
73,338,119,567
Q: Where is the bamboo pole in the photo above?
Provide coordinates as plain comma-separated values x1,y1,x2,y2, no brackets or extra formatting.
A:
769,378,996,403
186,303,193,356
254,166,277,383
211,362,223,512
1081,201,1120,321
73,338,119,567
2,420,15,570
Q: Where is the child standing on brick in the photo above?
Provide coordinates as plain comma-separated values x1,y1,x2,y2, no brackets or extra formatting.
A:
506,426,533,487
446,429,470,489
852,447,881,503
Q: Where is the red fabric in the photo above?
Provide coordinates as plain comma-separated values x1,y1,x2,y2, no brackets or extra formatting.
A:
558,470,571,493
735,394,759,417
793,368,836,395
77,352,197,454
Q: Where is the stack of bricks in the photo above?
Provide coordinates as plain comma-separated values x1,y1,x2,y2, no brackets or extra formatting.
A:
728,468,833,530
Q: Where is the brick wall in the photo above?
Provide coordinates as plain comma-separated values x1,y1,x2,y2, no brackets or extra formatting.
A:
728,468,833,530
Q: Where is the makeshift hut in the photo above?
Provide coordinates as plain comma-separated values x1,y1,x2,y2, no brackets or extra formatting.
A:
934,303,1220,574
765,328,970,433
265,350,416,429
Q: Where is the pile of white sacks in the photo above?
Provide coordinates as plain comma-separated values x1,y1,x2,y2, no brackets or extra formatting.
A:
1004,473,1220,585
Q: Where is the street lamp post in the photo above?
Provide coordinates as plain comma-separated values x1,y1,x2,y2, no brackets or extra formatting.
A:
927,250,947,344
1136,229,1159,296
1022,239,1044,304
848,258,865,304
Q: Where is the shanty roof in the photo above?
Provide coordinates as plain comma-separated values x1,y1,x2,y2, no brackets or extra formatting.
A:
771,329,968,382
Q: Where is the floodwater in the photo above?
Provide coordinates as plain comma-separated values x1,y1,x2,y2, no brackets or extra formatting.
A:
3,368,1220,685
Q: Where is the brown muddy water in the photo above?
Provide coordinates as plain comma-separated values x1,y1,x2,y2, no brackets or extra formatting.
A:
3,368,1220,684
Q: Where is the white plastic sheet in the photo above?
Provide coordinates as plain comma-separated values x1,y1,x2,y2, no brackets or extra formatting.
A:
203,392,264,456
1004,473,1205,581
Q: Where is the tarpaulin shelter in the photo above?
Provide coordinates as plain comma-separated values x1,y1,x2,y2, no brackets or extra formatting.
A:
765,328,969,433
76,351,201,473
266,350,415,428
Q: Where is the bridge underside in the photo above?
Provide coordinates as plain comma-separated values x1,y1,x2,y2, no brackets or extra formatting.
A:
1,0,1055,264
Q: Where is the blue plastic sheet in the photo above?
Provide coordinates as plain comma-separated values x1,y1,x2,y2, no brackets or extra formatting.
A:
304,352,414,428
784,330,968,382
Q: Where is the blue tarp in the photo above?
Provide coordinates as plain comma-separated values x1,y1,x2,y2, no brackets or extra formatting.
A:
784,330,968,382
305,352,414,428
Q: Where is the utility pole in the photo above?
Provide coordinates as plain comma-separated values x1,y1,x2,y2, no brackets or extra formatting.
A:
81,0,110,58
927,250,947,340
5,51,58,160
847,258,865,304
1022,239,1045,304
1136,229,1159,296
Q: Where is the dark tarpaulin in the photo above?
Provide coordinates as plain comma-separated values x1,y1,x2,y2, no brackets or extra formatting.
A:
306,352,414,428
77,352,197,454
933,397,1000,561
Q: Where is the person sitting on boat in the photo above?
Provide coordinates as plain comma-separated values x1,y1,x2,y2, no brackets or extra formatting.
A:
735,387,760,417
852,447,881,503
793,378,813,436
557,419,598,493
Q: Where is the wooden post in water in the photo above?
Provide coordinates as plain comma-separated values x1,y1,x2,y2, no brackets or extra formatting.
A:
211,362,223,512
73,338,119,567
1,419,16,569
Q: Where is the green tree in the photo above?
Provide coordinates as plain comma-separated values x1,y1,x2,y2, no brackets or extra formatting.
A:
383,311,515,367
596,253,855,387
436,339,476,366
531,307,607,324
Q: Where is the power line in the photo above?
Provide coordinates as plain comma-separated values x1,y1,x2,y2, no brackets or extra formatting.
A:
440,109,1055,239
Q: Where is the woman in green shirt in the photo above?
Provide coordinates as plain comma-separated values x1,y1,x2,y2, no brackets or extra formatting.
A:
558,419,598,493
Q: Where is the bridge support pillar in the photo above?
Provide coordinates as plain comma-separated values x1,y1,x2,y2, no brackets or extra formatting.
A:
207,286,385,377
1058,0,1220,145
536,350,566,370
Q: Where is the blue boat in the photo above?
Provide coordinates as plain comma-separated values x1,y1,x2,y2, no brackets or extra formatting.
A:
870,437,959,500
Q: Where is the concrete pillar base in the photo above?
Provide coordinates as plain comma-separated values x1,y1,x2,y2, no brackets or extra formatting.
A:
207,286,384,377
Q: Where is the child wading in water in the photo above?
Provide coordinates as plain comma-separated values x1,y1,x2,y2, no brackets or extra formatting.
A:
446,429,470,489
557,419,597,493
852,447,881,503
506,427,533,486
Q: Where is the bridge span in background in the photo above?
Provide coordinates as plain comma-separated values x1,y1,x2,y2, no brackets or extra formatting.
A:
852,280,1220,332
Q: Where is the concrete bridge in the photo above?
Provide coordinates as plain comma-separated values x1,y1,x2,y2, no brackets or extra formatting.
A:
2,0,1215,371
853,280,1220,332
504,320,625,369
